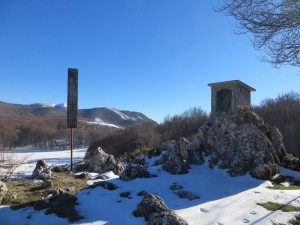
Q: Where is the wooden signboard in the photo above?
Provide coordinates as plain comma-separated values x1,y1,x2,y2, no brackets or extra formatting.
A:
67,68,78,128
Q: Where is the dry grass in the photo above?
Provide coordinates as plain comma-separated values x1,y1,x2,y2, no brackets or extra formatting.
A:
269,181,300,190
257,201,300,212
2,171,89,222
3,171,88,207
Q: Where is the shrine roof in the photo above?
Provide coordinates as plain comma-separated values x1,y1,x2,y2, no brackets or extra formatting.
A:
208,80,256,92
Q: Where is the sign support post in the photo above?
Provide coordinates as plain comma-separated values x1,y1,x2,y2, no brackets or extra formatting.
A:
70,127,73,171
67,68,78,172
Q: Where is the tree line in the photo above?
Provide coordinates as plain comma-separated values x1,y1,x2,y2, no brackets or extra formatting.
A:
254,91,300,157
0,118,116,152
89,107,209,157
89,92,300,158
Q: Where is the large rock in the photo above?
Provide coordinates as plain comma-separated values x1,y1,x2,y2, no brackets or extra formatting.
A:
32,160,52,181
156,150,189,175
156,138,192,175
160,137,204,166
189,108,287,179
84,147,123,175
0,181,8,204
134,194,188,225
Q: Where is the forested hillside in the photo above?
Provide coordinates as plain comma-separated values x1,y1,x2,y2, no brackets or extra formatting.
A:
0,102,154,151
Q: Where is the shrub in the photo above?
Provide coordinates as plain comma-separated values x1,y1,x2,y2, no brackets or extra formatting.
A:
160,107,208,141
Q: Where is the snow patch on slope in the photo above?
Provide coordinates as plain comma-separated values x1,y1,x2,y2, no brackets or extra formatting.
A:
54,103,67,108
108,107,137,121
86,117,121,129
31,103,67,108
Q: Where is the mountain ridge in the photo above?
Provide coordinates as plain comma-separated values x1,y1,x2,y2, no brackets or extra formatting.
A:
0,101,155,128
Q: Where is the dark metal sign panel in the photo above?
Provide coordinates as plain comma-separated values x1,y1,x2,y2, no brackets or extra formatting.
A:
67,68,78,128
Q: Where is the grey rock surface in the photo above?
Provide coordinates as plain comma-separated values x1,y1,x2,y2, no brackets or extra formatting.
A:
0,181,8,204
32,160,52,181
120,164,157,181
135,194,188,225
84,147,123,175
188,108,287,179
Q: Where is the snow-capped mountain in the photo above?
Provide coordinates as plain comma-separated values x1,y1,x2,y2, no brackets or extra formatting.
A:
79,107,153,127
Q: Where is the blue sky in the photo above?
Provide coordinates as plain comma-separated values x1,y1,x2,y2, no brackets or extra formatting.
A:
0,0,299,123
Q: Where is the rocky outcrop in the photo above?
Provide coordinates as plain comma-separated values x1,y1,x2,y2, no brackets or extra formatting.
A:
155,149,189,175
32,160,52,181
44,192,82,222
159,137,204,167
0,181,8,204
11,188,82,222
84,147,123,175
189,108,287,179
120,164,157,181
134,194,188,225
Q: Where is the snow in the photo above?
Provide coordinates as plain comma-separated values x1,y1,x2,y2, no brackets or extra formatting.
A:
1,148,300,225
55,103,67,108
86,117,121,129
30,103,67,108
280,166,300,180
108,107,137,121
31,103,56,108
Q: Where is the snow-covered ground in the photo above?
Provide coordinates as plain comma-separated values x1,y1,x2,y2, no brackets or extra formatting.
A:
0,148,299,225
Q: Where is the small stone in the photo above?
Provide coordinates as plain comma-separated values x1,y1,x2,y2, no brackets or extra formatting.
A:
74,172,91,180
52,165,68,172
96,175,110,180
0,181,8,204
11,194,17,200
120,192,131,198
176,191,200,200
66,187,75,192
137,191,148,196
42,180,53,188
119,164,157,181
170,183,183,191
86,181,118,191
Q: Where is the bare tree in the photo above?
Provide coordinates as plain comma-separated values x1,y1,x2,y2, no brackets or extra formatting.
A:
160,107,208,141
254,91,300,156
217,0,300,67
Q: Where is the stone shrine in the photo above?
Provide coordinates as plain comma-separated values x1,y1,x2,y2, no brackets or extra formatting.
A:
208,80,255,114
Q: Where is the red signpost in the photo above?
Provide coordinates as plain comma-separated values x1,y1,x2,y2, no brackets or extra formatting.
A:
67,68,78,172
